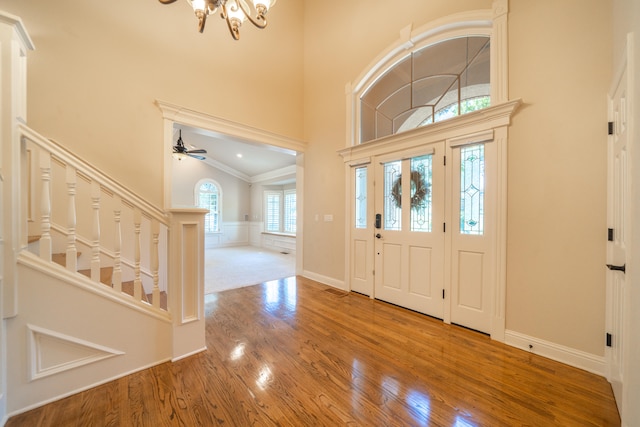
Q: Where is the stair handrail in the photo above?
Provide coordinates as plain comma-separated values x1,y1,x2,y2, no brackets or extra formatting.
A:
18,123,169,310
18,123,168,225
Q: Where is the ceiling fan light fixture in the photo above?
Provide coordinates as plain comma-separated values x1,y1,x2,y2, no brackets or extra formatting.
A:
172,129,207,161
173,152,188,161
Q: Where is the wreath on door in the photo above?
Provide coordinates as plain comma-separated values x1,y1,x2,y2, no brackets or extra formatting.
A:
391,170,430,209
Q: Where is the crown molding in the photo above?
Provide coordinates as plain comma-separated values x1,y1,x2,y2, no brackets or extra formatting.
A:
155,100,306,154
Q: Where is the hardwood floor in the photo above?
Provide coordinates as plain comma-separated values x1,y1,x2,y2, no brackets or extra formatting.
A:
7,276,620,426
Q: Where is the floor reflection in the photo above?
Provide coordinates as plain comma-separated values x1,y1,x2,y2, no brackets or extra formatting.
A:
454,416,478,427
229,343,245,361
406,389,431,424
262,277,297,314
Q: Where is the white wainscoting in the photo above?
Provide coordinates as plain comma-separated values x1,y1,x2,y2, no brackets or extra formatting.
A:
204,222,250,249
262,233,296,254
249,222,263,247
205,222,298,254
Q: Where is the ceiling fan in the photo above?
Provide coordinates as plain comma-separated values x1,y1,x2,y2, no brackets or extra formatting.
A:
173,129,207,160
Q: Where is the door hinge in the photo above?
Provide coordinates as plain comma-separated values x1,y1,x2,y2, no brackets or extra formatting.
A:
443,155,447,166
608,121,614,135
443,222,446,232
606,333,612,347
442,289,445,299
608,228,614,242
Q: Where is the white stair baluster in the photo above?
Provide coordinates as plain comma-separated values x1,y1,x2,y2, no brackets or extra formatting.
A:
112,195,122,293
39,151,52,262
151,219,160,308
133,208,142,301
65,165,77,271
90,181,101,283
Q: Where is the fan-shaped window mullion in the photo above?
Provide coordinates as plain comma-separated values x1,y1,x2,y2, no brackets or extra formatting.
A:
360,35,491,143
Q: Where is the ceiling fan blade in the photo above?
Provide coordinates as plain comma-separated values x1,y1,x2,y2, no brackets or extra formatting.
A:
186,149,207,154
188,153,207,160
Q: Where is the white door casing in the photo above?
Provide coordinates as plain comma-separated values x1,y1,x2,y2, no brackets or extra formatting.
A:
340,100,520,338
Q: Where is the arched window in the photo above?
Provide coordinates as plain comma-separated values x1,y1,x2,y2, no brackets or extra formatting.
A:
196,180,221,233
360,35,491,143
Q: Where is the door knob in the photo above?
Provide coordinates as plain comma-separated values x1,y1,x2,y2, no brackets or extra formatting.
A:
606,264,626,273
375,233,382,239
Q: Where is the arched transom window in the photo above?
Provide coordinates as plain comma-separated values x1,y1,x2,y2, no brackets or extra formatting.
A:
360,36,491,143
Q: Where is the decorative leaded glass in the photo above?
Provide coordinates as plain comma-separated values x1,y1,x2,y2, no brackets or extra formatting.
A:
360,36,491,143
355,167,367,229
410,155,433,232
384,161,402,230
460,144,484,235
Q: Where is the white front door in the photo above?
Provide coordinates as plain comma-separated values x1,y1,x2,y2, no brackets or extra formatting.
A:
373,143,446,318
606,51,630,407
368,138,496,333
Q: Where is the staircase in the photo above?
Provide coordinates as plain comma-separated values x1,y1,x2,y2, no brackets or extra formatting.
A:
0,14,207,420
2,123,207,419
19,124,171,310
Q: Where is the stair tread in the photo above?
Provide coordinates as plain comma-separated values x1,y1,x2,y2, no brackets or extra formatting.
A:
147,291,168,311
121,280,149,304
78,266,113,286
52,252,82,267
50,254,164,310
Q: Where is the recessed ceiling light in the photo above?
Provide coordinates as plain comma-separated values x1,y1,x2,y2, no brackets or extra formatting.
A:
236,153,243,158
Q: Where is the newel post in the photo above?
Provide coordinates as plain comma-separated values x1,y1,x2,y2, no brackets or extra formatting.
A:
0,12,34,321
169,208,208,360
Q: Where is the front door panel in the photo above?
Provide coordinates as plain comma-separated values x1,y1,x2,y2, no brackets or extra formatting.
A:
374,143,445,319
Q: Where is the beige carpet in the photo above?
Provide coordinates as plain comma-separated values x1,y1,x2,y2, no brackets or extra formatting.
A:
205,246,295,294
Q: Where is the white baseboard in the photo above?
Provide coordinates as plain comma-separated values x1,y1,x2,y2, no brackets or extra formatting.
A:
301,270,345,291
172,346,207,362
504,329,606,377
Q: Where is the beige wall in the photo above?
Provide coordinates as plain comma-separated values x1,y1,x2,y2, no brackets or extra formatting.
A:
1,0,304,208
303,0,612,357
507,1,611,355
2,0,620,360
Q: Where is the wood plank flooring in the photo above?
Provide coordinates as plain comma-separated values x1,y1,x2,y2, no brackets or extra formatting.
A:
6,276,620,426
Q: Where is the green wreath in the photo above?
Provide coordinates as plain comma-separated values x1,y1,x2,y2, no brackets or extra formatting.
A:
391,170,430,209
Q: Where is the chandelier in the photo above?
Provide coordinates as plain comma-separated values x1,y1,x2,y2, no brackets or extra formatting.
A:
158,0,276,40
